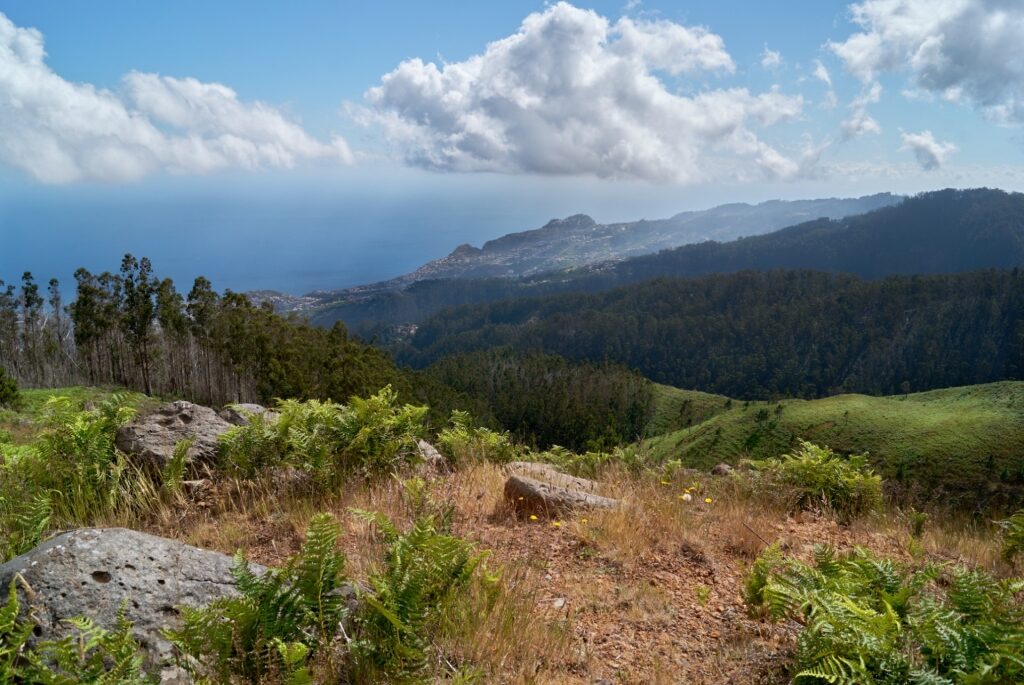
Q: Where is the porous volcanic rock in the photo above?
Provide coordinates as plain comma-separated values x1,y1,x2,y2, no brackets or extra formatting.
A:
503,462,620,517
115,401,233,470
0,528,264,671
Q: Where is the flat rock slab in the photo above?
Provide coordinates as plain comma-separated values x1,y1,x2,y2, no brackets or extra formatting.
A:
116,400,233,470
504,462,620,517
505,461,604,493
0,528,263,670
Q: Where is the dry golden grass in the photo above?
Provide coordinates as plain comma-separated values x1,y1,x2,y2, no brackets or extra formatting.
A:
102,458,1015,685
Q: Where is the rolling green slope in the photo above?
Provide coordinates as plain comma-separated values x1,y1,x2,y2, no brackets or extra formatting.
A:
642,381,1024,506
644,384,732,437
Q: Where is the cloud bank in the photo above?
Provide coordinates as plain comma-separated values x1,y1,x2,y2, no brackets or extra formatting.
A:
359,2,804,183
0,12,351,183
831,0,1024,124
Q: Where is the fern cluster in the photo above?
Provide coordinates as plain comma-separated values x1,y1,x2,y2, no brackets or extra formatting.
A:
348,510,485,682
746,544,1024,684
218,386,427,484
1,581,151,683
746,441,883,521
0,393,152,562
437,410,520,465
167,512,347,682
169,508,485,683
999,509,1024,564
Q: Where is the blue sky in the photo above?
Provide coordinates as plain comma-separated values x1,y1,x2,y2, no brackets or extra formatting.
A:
2,1,1023,293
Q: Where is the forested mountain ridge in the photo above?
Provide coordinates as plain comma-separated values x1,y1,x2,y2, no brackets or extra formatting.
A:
288,192,898,309
398,269,1024,400
308,188,1024,331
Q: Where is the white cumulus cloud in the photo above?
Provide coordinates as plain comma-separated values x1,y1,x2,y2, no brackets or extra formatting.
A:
900,130,956,169
358,2,804,183
0,12,351,183
831,0,1024,124
760,47,783,70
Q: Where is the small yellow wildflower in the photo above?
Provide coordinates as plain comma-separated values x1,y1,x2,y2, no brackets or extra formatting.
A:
704,497,713,504
580,518,588,524
529,514,538,521
660,479,671,486
552,521,562,528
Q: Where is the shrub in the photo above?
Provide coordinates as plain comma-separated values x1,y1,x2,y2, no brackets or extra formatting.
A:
0,368,17,408
745,545,1024,684
746,441,883,522
437,410,519,465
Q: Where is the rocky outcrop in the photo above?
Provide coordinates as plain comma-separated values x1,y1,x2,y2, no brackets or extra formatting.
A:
218,403,278,426
416,440,450,476
115,401,233,470
711,463,734,476
0,528,263,672
503,462,620,517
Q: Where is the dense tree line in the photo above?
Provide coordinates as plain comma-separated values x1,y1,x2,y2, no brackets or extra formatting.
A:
314,188,1024,333
1,257,657,447
1,256,410,407
420,349,653,450
398,269,1024,400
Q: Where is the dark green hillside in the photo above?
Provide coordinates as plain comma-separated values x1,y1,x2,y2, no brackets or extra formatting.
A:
312,188,1024,331
420,349,654,451
400,269,1024,399
641,381,1024,507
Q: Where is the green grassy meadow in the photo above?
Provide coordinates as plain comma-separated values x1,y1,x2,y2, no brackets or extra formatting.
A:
642,381,1024,506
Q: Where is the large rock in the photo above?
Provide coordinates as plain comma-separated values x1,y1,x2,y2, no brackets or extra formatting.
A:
116,401,233,470
503,462,620,517
0,528,263,672
218,403,278,426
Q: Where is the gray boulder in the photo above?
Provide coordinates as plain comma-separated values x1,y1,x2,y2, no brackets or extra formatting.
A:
116,401,233,470
711,463,734,476
218,403,279,426
416,440,451,476
0,528,263,671
503,462,620,517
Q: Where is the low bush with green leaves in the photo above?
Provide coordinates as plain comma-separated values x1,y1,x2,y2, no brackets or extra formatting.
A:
218,386,427,483
745,441,883,522
1,581,151,683
746,544,1024,684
